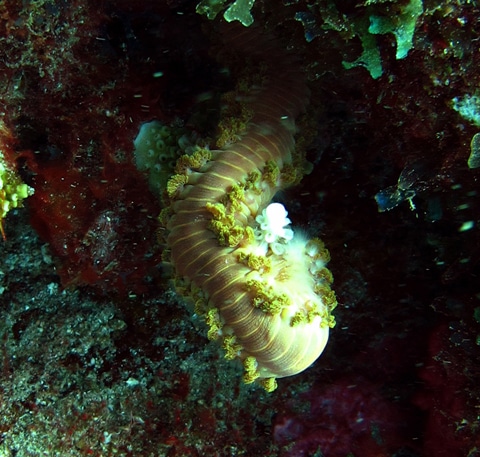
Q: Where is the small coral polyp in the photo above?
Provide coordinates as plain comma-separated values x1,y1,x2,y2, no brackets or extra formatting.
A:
254,202,293,255
164,23,336,391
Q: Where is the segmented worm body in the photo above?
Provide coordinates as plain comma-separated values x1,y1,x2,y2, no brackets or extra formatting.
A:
166,22,335,390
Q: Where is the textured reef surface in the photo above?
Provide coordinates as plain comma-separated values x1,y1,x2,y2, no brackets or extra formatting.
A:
0,0,479,456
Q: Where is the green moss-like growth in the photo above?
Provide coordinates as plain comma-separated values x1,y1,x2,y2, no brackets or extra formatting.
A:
223,0,255,27
174,147,212,174
243,356,260,383
166,174,188,199
295,0,424,79
196,0,256,27
260,377,277,392
343,0,424,78
0,147,34,238
222,334,243,360
196,0,229,20
246,278,291,315
205,308,223,340
342,16,384,79
368,0,423,60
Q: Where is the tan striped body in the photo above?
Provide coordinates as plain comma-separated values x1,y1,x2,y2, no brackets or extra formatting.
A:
166,23,335,389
